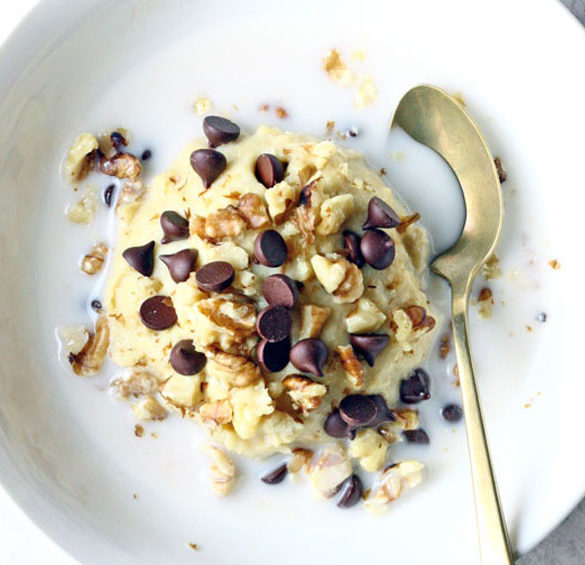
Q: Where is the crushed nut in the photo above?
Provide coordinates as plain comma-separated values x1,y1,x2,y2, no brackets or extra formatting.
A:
311,254,364,303
365,460,424,511
237,193,270,229
198,241,249,271
134,424,144,437
202,444,236,496
229,381,274,439
66,186,98,224
337,345,365,389
477,287,494,319
333,261,364,304
98,152,142,180
291,203,318,243
160,375,203,409
69,316,109,376
64,133,98,183
287,448,313,474
349,429,389,472
439,334,450,359
323,49,354,86
191,206,246,242
346,298,386,333
194,96,212,115
196,296,257,347
205,347,261,387
315,194,354,235
393,408,420,431
199,400,233,428
548,259,561,270
81,243,108,275
265,182,297,224
494,157,507,183
132,396,167,421
275,106,288,119
111,368,159,399
377,426,402,444
396,212,421,234
298,304,331,339
482,254,502,279
310,445,352,498
58,325,89,360
355,76,377,108
282,375,327,416
116,180,145,207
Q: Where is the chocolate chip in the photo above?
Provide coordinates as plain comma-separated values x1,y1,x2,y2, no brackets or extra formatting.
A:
195,261,235,292
203,116,240,148
261,463,288,485
400,368,431,404
190,149,226,188
256,306,292,342
324,409,355,439
368,395,395,426
298,181,315,206
255,154,285,188
342,230,365,268
362,197,401,229
289,339,328,377
339,394,377,427
103,184,115,207
160,211,189,244
262,274,298,308
441,403,463,423
360,229,395,270
122,240,155,276
403,305,427,328
403,428,430,444
337,475,363,508
139,295,177,330
257,338,290,372
349,333,389,367
110,131,127,150
141,149,152,160
90,299,102,312
254,230,287,267
160,249,198,283
169,339,206,375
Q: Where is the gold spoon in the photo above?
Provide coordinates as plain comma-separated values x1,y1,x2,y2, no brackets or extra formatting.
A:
391,84,514,564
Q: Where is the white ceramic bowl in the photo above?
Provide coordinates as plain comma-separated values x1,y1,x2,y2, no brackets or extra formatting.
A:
1,1,585,563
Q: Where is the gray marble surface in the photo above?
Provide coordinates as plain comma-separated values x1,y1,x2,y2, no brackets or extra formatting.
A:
517,2,584,564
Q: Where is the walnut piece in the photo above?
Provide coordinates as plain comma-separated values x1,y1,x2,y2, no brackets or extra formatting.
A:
198,241,249,270
316,194,354,235
287,448,314,474
298,304,331,339
333,261,364,304
111,368,159,399
159,375,203,409
477,287,494,319
310,445,352,499
337,345,365,389
391,408,420,431
282,375,327,416
482,254,502,280
64,133,98,184
346,298,386,333
265,182,297,224
132,396,167,421
191,206,246,242
199,400,233,428
66,186,98,225
355,76,377,108
81,243,108,275
58,325,89,360
98,152,142,180
323,49,354,86
116,180,145,207
349,429,389,472
365,460,424,511
237,193,270,229
69,316,109,376
205,347,261,387
202,444,236,496
291,204,318,244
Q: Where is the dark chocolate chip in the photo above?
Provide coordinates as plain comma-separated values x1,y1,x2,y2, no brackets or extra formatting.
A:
324,409,355,439
203,115,240,148
257,338,290,372
169,339,206,375
362,196,401,230
400,368,431,404
337,475,363,508
103,184,115,207
441,403,463,423
110,131,127,150
139,295,177,330
403,305,427,328
261,463,288,485
122,240,155,276
289,339,328,377
403,428,430,444
190,148,226,188
195,261,235,293
262,274,298,308
368,394,395,426
349,333,389,367
339,394,377,427
90,299,102,312
160,211,189,244
255,154,285,188
141,149,152,161
254,230,287,267
298,181,316,206
342,230,365,268
160,249,198,283
256,306,292,342
360,229,395,270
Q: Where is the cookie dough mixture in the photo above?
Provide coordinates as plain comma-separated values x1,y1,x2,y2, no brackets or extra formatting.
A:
101,118,437,464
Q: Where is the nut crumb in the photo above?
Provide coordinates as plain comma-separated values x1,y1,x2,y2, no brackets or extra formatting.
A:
548,259,561,270
482,254,502,280
194,97,212,115
132,493,138,500
188,543,199,552
439,334,450,359
81,242,108,275
134,424,144,437
477,287,494,319
526,325,533,332
151,432,158,439
258,103,270,112
326,121,336,136
323,49,354,86
275,106,288,119
66,186,98,225
494,157,507,183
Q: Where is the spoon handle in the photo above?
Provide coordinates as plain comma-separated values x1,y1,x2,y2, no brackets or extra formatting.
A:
451,291,514,565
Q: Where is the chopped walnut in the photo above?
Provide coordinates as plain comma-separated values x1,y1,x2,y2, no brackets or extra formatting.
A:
311,254,364,304
58,325,89,361
287,448,313,474
494,157,507,183
333,261,364,304
392,408,420,431
349,429,389,472
337,345,365,389
275,106,288,119
111,368,159,399
199,241,249,270
439,334,450,359
396,212,421,234
230,381,275,439
237,193,270,229
265,182,297,224
316,194,354,235
191,206,246,242
98,152,141,181
377,426,402,444
548,259,561,270
365,460,424,511
282,375,327,416
159,375,203,409
116,180,145,207
199,400,233,428
310,445,352,498
291,204,318,244
346,298,386,333
482,254,502,279
202,444,236,496
81,243,108,275
196,296,257,347
132,396,167,421
323,49,354,86
477,287,494,319
205,347,261,387
64,133,98,184
298,304,331,339
66,186,98,225
69,316,109,376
